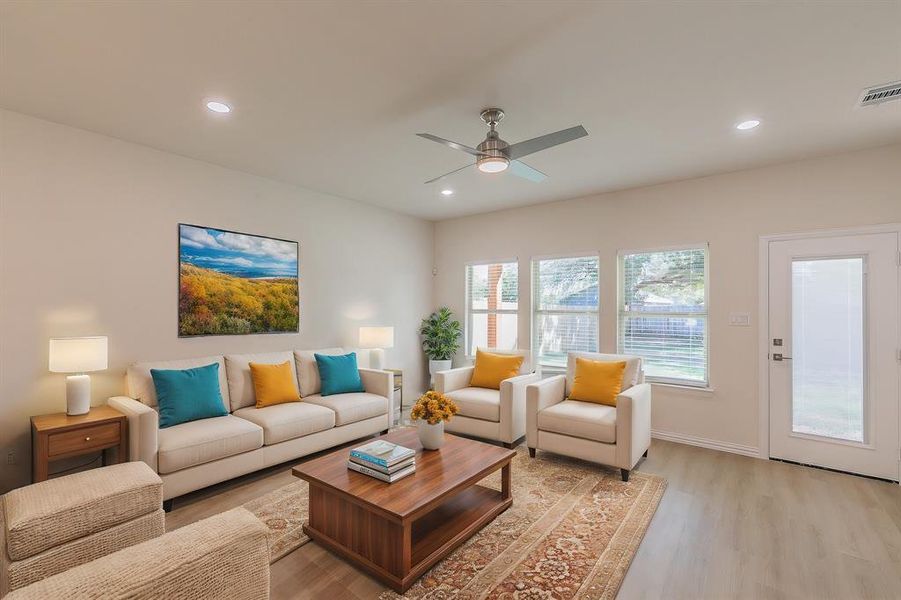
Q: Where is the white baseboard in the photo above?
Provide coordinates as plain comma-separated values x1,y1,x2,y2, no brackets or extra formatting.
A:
651,429,761,458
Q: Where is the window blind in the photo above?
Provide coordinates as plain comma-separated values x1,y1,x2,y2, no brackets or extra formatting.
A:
465,261,518,356
618,247,708,386
531,255,599,369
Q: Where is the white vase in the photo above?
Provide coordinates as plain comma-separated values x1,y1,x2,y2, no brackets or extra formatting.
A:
428,359,452,386
418,420,445,450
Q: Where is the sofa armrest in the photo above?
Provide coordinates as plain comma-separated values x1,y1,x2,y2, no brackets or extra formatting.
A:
526,375,566,448
434,366,474,394
359,368,393,398
108,397,158,473
499,373,541,444
614,383,652,470
7,507,269,600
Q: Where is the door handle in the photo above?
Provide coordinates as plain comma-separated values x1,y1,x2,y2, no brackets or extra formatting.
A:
772,353,792,361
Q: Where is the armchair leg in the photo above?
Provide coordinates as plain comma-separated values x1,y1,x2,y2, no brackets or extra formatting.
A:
528,448,536,458
620,469,630,482
163,499,174,513
502,442,514,449
380,429,389,435
643,449,648,458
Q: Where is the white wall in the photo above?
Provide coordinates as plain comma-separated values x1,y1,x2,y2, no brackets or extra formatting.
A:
434,144,901,452
0,110,435,491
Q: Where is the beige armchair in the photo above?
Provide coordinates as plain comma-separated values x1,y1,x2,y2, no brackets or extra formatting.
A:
6,508,269,599
435,348,540,448
526,352,651,481
1,462,164,595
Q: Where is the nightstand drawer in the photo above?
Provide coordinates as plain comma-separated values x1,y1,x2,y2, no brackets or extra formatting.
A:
48,422,120,457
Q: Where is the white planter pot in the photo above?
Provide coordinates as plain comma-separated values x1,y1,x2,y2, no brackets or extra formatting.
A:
418,420,445,450
428,359,452,385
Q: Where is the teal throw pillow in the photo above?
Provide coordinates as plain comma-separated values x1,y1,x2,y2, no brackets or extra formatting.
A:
315,352,365,396
150,363,228,428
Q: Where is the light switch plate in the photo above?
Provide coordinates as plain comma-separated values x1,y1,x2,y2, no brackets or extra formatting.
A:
729,312,751,326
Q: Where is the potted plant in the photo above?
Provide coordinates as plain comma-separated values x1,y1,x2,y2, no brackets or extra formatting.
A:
410,390,458,449
419,307,462,384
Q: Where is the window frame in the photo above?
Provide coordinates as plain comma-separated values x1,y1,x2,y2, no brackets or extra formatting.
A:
464,258,519,359
530,251,601,370
616,243,710,388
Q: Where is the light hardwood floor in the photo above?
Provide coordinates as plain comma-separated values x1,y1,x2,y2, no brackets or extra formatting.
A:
165,439,901,600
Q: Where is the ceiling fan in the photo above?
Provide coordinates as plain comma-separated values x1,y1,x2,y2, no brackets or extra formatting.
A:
417,108,587,184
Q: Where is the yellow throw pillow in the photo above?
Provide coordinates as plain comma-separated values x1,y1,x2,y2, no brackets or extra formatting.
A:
250,361,301,408
568,358,627,406
469,350,524,390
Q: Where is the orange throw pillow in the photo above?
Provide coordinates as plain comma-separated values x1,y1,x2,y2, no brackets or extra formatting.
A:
469,350,524,390
568,358,626,406
250,361,301,408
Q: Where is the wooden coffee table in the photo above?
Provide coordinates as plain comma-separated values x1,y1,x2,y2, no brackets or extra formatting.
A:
292,428,515,592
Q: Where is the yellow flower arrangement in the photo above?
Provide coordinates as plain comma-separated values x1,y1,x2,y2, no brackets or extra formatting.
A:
410,390,459,425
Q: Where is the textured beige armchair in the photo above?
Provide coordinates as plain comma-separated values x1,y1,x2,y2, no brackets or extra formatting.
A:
435,349,540,448
6,507,269,600
526,352,651,481
0,462,164,595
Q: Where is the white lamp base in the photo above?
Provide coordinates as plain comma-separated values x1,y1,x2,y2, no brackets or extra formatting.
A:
66,374,92,415
369,348,386,371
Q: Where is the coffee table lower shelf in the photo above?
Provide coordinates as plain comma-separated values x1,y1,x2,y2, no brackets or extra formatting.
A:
302,482,512,592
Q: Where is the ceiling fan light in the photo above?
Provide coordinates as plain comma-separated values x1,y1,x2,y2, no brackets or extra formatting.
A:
477,156,509,173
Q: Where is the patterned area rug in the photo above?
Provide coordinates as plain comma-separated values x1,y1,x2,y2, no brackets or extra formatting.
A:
243,444,666,598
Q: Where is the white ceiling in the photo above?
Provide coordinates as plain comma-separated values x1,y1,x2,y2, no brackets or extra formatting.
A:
2,1,900,220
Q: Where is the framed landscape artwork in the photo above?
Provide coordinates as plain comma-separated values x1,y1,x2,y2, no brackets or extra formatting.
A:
178,224,299,336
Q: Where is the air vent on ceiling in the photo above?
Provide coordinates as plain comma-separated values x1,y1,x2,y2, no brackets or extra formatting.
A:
858,80,901,107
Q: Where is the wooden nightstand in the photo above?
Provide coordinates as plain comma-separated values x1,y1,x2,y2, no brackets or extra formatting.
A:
31,405,128,483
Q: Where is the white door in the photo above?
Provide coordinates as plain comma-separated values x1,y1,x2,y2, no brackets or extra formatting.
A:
768,232,900,481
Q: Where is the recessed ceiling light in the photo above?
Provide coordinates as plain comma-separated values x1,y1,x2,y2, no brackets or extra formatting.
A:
206,101,231,114
735,119,760,130
440,189,454,196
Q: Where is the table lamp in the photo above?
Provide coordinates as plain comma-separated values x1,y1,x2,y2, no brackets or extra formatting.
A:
358,326,394,371
49,336,108,415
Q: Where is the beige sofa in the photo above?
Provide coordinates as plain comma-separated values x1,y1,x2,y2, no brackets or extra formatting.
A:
435,349,540,448
526,352,651,481
109,348,392,506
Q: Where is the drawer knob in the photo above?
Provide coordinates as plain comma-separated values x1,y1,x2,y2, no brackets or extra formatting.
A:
85,436,91,441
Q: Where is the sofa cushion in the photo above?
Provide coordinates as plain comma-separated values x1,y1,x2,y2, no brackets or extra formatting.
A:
475,347,532,375
224,351,298,411
315,352,365,396
151,363,229,428
303,392,386,426
157,415,263,474
127,356,229,409
294,348,344,398
2,462,162,561
564,352,641,397
444,387,500,422
469,350,525,390
233,402,335,445
538,400,616,444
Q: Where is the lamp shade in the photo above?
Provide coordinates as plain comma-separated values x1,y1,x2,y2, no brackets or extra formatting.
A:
358,326,394,349
49,336,108,373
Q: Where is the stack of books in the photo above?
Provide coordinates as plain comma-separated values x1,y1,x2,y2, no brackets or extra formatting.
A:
348,440,416,483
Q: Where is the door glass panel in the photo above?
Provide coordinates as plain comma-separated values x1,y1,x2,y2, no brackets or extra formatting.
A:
791,258,865,442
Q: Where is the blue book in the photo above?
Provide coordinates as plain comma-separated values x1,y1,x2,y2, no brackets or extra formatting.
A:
349,440,415,468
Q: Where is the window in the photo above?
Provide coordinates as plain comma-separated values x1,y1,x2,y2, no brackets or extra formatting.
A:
531,255,600,369
465,261,518,356
618,246,708,386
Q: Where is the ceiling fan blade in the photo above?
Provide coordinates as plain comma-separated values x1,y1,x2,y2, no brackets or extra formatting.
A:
417,133,486,157
509,160,547,182
424,163,473,184
506,125,588,160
